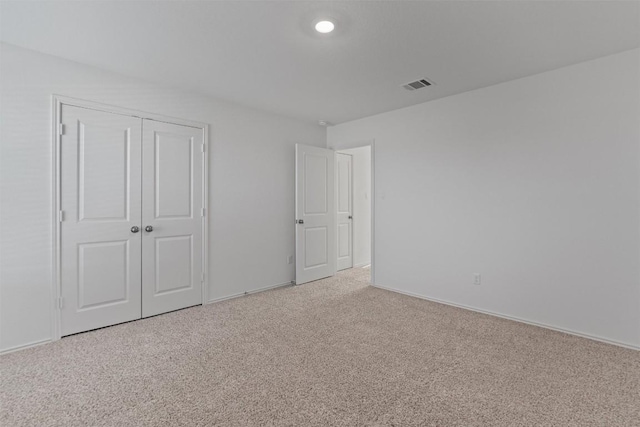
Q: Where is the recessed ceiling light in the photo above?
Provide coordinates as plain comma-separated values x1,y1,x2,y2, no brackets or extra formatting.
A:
315,20,335,34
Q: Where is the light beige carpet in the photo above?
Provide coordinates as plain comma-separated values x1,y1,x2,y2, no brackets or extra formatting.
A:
2,268,639,426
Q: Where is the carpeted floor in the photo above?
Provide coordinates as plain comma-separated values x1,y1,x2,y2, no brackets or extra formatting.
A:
2,267,639,426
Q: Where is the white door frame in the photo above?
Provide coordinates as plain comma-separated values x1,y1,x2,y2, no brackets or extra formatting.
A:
328,140,375,284
51,94,210,341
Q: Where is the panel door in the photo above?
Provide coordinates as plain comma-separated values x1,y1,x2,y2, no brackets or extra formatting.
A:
60,105,142,336
336,153,353,271
141,120,204,317
295,144,336,285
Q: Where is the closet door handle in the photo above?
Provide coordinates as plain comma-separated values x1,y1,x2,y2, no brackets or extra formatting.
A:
145,225,153,232
131,226,140,233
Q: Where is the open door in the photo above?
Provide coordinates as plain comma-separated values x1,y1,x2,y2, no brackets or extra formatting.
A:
295,144,336,285
336,152,353,271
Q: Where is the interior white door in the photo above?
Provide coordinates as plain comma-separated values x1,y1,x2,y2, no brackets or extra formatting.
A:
60,105,142,336
141,120,204,317
295,144,336,284
336,153,353,271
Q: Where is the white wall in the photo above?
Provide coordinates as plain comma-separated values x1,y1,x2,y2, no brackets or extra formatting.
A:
328,49,640,348
337,146,371,267
0,43,325,353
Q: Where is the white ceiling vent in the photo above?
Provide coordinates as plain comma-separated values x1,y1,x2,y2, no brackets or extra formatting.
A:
403,78,434,91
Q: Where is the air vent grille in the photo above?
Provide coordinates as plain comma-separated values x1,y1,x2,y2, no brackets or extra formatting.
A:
403,78,434,91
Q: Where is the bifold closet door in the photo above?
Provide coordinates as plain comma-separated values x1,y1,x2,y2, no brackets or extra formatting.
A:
141,120,203,317
60,105,143,336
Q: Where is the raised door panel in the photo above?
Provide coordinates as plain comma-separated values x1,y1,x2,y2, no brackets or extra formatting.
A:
154,235,193,295
154,131,193,219
337,156,351,215
78,122,130,221
304,154,328,215
78,240,130,309
337,223,351,259
304,227,329,269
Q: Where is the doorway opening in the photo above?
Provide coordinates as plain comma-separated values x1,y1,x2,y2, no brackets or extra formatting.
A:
336,145,372,284
294,141,374,286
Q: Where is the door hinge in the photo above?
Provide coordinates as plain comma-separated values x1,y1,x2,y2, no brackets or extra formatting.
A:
58,123,65,136
201,272,205,282
58,210,65,222
201,143,206,153
201,208,206,217
57,297,64,309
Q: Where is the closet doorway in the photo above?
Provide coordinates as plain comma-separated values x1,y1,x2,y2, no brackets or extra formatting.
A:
53,97,208,337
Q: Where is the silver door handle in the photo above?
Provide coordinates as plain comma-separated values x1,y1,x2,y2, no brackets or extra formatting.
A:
296,219,304,224
348,216,353,219
131,226,140,233
145,225,153,232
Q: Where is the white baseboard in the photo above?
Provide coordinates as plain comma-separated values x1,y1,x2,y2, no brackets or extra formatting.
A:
372,284,640,351
2,281,295,355
7,283,634,354
0,338,52,356
207,281,294,304
354,262,371,268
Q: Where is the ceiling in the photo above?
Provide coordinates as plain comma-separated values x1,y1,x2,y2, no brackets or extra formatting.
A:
1,1,638,124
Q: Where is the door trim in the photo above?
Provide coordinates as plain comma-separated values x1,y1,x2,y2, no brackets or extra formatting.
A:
51,94,210,341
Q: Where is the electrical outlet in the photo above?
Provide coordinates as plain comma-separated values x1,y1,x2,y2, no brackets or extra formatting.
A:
474,274,481,285
288,255,293,264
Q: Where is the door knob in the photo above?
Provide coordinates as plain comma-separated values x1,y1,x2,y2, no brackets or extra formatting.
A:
348,216,353,219
145,225,153,232
131,226,140,233
296,219,304,224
